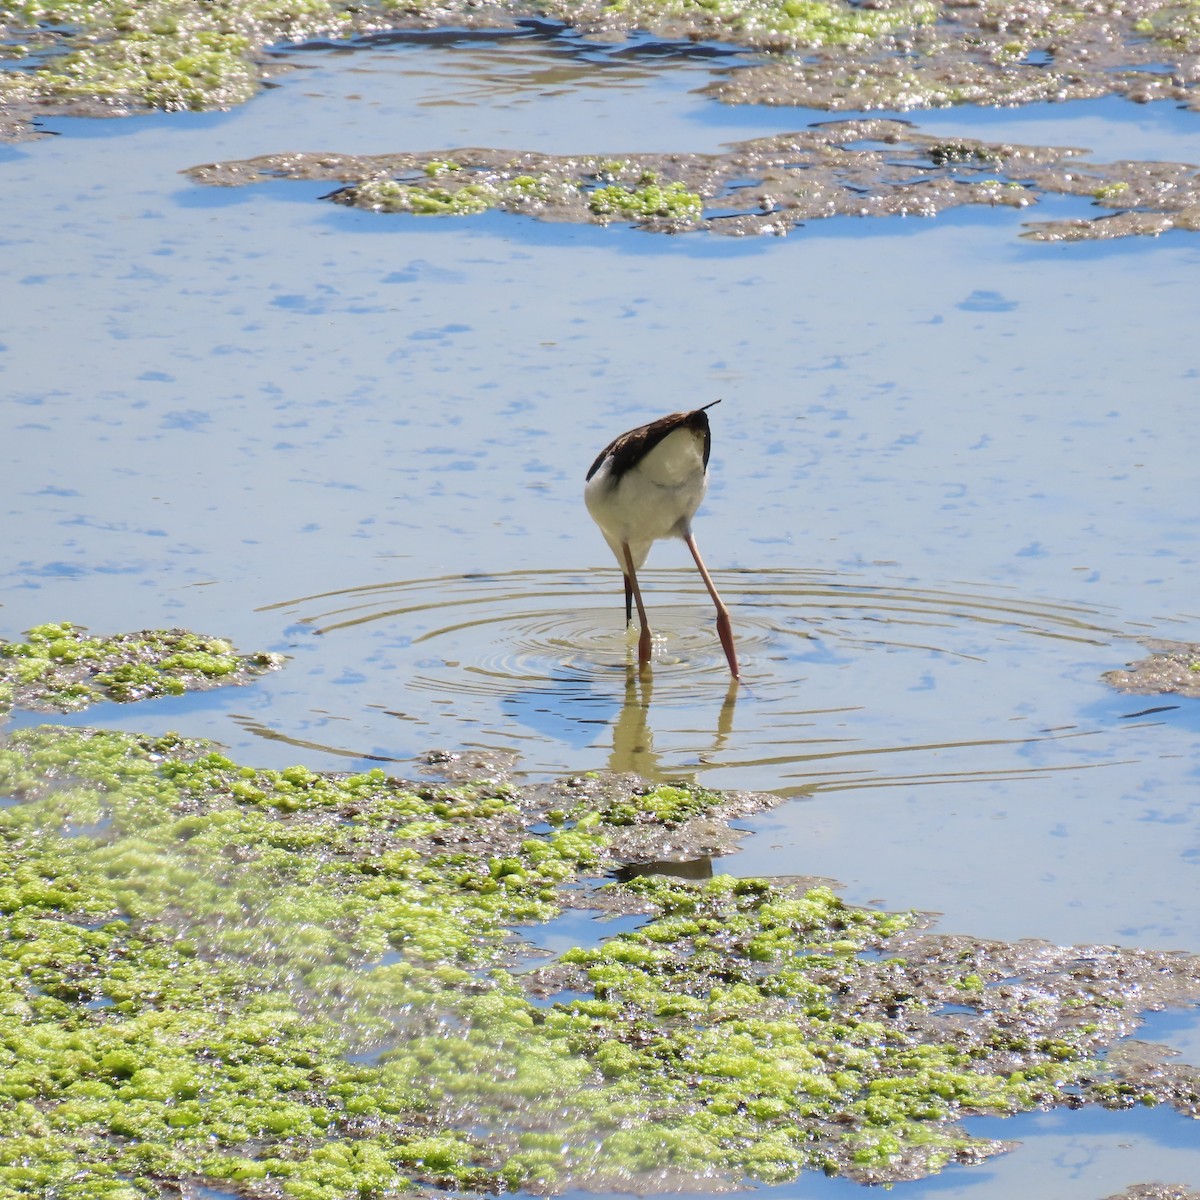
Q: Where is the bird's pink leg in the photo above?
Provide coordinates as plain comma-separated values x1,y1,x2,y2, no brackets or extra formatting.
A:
621,543,653,667
623,574,633,627
684,533,739,679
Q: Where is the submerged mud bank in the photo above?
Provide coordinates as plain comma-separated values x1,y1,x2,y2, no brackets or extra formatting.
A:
703,0,1200,112
1103,640,1200,698
186,127,1200,239
1104,1188,1200,1200
1,725,1198,1198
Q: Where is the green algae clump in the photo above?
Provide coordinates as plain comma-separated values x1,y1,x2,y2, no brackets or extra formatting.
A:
588,180,705,224
0,622,282,714
603,0,936,48
331,171,571,217
0,1,265,115
351,178,502,215
323,164,706,229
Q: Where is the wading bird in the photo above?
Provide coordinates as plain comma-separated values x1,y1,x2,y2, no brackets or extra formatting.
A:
584,400,739,678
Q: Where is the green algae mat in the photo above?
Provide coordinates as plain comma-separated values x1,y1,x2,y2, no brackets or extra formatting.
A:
1,628,1200,1198
0,623,282,715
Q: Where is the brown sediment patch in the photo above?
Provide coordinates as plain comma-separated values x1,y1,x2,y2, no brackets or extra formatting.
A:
1102,640,1200,697
704,0,1200,113
1103,1187,1200,1200
875,930,1200,1119
184,126,1200,239
343,762,782,901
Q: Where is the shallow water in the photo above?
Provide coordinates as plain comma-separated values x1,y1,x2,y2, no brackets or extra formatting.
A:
2,24,1200,1194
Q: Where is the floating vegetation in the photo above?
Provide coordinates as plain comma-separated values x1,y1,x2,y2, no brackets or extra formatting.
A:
186,125,1200,241
1103,639,1200,697
0,622,283,714
1,725,1198,1197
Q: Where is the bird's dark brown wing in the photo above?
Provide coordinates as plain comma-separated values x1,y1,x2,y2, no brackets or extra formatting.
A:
585,403,717,482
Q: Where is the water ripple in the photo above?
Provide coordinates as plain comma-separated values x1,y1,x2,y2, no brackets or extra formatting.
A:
256,568,1134,792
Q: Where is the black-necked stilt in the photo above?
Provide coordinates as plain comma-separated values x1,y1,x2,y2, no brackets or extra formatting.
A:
584,399,739,678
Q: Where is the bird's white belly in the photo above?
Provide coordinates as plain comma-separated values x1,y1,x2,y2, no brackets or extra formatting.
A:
584,427,708,562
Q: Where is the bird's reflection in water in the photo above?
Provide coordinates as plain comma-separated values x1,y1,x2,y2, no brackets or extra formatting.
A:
606,667,737,881
607,665,739,785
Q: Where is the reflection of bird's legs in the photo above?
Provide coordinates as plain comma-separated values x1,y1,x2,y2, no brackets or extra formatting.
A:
714,676,738,752
684,533,739,679
622,543,653,667
621,656,652,712
615,658,656,778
